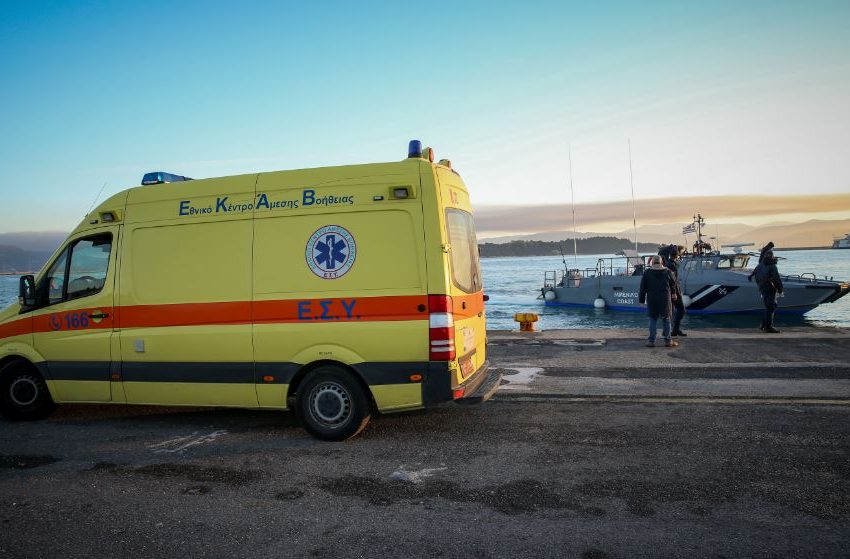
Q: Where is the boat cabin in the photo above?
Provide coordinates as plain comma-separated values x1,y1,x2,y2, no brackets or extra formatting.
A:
544,252,752,290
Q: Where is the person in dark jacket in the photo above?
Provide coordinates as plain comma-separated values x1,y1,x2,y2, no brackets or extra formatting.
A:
660,244,687,337
757,241,775,264
639,255,679,347
748,249,784,333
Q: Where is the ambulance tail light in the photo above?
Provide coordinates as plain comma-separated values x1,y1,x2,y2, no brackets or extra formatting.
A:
428,295,455,361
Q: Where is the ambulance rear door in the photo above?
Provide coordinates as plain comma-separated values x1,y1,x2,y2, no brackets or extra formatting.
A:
436,168,487,384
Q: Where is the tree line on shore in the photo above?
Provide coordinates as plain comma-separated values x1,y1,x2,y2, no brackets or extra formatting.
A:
478,237,660,258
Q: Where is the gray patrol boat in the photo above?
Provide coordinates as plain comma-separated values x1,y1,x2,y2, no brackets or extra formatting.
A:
540,220,850,316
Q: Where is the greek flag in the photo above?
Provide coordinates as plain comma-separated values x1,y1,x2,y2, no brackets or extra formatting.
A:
682,223,696,234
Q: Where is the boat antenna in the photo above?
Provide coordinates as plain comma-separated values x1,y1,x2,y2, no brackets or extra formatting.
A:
628,138,638,253
568,144,578,265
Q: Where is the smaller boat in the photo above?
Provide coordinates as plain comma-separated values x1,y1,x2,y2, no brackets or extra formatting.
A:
540,216,850,315
833,234,850,249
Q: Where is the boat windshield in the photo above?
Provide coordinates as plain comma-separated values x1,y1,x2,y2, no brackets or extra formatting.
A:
717,255,749,269
684,258,717,272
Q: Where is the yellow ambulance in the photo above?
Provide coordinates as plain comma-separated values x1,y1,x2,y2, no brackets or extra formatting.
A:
0,141,498,440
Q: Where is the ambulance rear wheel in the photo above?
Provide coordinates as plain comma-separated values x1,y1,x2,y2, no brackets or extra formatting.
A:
0,361,57,422
296,367,371,441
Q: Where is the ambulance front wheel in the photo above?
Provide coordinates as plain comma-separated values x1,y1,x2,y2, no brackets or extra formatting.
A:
296,366,371,441
0,361,57,422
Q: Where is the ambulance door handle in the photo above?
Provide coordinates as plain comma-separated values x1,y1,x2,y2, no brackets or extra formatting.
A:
90,311,110,321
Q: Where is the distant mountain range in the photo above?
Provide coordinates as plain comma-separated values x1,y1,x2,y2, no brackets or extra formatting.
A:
0,245,53,273
480,218,850,250
0,232,64,273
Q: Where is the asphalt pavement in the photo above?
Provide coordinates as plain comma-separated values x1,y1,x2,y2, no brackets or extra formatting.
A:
1,327,849,558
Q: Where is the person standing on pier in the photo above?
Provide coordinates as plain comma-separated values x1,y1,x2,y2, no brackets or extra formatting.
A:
749,248,784,333
660,244,687,337
639,255,679,347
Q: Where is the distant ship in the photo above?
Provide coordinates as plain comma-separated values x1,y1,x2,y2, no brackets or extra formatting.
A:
833,234,850,249
540,216,850,315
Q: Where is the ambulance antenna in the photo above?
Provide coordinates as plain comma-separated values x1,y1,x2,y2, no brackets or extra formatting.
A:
87,182,108,215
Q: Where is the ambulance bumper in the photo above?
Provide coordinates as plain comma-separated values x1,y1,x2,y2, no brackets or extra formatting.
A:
455,360,501,405
423,360,500,406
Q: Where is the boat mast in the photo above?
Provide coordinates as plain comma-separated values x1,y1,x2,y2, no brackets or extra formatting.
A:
694,213,706,254
628,139,638,253
568,144,578,265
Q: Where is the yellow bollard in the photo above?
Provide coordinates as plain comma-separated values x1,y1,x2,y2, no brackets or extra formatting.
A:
514,312,539,332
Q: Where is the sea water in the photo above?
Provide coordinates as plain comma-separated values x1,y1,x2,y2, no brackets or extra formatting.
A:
1,249,848,330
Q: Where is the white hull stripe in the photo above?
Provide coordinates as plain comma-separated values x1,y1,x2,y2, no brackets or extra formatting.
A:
689,285,721,303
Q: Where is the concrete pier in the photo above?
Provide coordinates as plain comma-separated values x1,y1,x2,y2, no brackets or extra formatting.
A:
489,326,850,402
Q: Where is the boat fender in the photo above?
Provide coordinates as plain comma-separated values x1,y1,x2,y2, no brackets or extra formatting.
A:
593,297,606,309
681,294,692,308
544,290,557,301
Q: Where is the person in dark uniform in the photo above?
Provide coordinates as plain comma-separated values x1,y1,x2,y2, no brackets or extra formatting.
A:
749,247,784,333
757,241,775,264
639,255,679,347
660,244,687,337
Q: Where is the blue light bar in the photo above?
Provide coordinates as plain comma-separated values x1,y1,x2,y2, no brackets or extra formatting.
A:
141,171,193,185
408,140,422,158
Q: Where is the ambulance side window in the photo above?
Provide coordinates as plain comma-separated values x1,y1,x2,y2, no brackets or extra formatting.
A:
45,249,69,305
39,233,113,306
67,234,112,300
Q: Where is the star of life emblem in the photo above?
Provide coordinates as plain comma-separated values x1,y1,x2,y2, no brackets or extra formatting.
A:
306,225,356,279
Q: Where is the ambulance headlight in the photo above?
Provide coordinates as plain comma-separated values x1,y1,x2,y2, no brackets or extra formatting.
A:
393,187,410,199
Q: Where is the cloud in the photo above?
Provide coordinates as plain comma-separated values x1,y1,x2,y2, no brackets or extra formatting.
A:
474,194,850,235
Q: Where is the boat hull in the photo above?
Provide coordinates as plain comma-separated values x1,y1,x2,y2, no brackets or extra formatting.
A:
542,271,849,315
543,299,813,315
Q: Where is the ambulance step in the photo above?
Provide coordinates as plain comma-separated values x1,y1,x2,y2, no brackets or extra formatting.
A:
456,366,502,405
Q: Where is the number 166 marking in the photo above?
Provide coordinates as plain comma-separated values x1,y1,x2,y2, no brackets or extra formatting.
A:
50,312,90,331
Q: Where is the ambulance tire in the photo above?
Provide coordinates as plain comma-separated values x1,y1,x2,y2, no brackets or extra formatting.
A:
296,366,371,441
0,361,57,422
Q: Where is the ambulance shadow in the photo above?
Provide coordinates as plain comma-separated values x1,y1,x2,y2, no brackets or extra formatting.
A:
52,404,301,432
51,402,490,442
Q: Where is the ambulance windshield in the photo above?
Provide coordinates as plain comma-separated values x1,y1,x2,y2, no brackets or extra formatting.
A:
446,209,482,294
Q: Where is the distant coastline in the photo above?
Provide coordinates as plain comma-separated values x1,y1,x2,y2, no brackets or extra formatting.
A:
478,237,660,258
478,241,835,258
773,246,831,251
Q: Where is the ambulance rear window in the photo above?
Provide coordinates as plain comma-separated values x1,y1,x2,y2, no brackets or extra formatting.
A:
446,209,482,294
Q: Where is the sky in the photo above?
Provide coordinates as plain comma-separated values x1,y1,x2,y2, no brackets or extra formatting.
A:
1,0,849,236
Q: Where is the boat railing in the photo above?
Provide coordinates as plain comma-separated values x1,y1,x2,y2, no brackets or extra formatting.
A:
783,273,819,283
596,257,644,277
546,256,647,289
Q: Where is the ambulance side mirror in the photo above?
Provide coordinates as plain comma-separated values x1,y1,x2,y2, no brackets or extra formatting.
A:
19,275,36,308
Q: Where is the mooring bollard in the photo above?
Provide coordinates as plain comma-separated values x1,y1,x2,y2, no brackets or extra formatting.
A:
514,312,539,332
